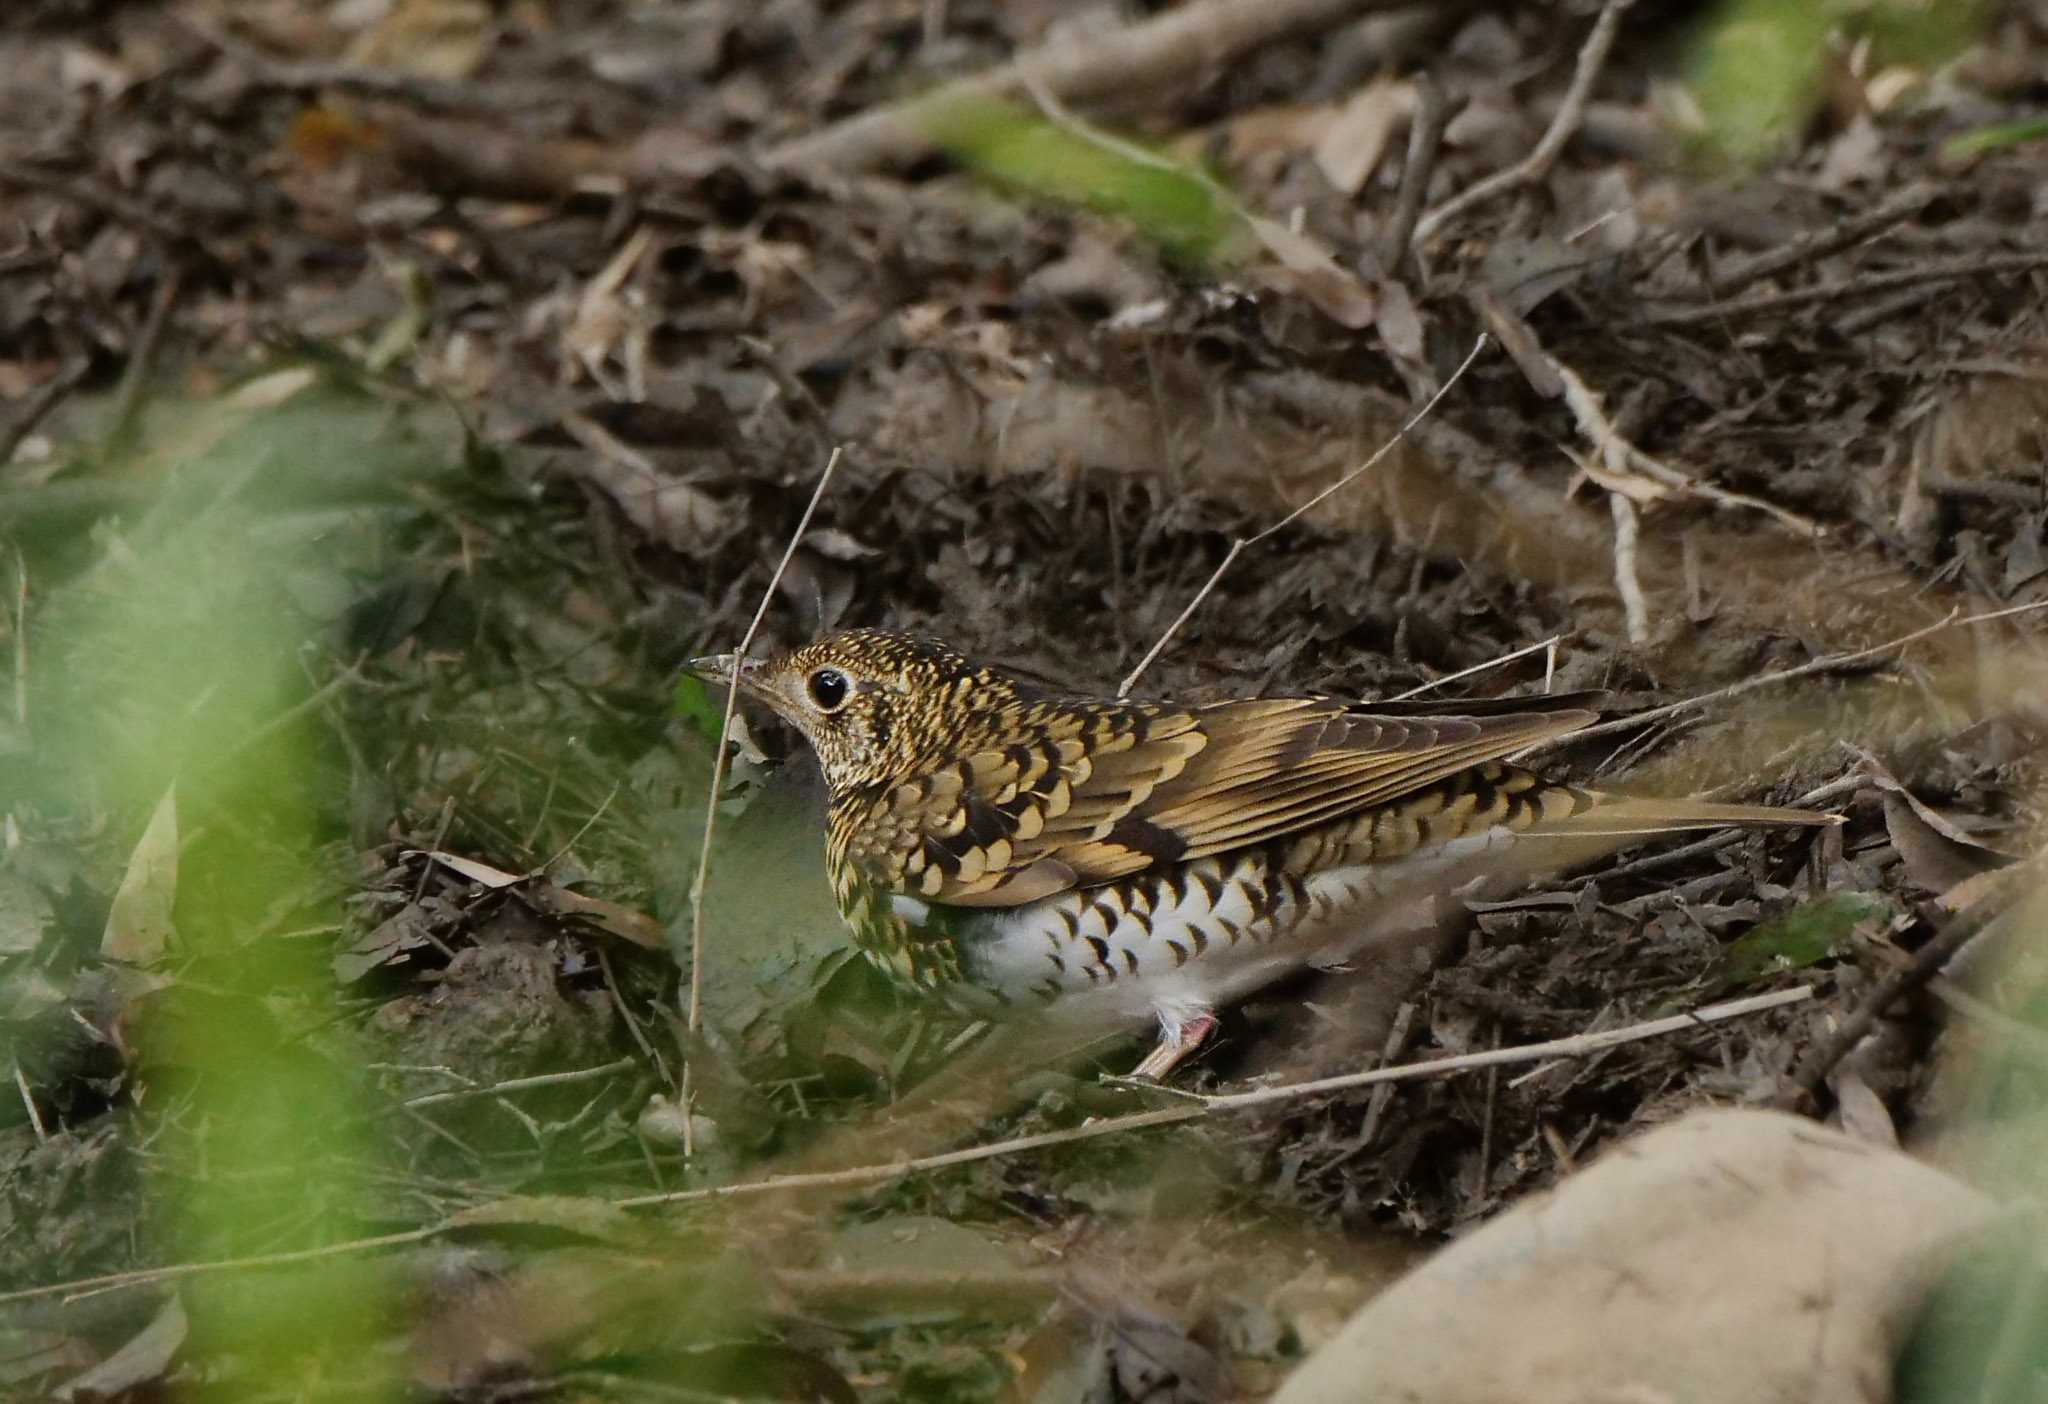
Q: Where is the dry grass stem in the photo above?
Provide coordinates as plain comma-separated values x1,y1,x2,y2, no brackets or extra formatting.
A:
1387,633,1566,701
686,445,844,1036
1553,357,1824,537
1117,334,1491,696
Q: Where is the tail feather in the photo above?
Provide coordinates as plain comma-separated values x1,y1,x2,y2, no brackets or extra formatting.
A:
1529,794,1843,839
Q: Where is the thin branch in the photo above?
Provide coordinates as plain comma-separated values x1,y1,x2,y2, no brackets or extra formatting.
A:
13,1063,44,1142
687,445,843,1035
1608,492,1650,644
1553,358,1823,537
1117,335,1490,696
0,986,1815,1308
0,357,89,468
1411,0,1632,247
622,984,1813,1204
1516,597,2048,760
1379,71,1453,277
1195,985,1812,1110
1703,181,1936,299
1642,252,2048,328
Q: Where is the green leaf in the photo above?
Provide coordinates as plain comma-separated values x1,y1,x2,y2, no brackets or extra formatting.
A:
1716,892,1894,988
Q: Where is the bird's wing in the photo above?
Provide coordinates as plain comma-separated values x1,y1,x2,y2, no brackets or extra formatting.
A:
835,692,1604,907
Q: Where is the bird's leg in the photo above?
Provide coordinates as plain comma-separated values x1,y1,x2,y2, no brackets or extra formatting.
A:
1130,1011,1219,1080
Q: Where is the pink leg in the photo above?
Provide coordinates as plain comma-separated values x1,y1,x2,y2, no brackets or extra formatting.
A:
1130,1011,1219,1080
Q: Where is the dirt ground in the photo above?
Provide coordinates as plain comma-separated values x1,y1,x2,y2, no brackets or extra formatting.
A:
4,0,2048,1398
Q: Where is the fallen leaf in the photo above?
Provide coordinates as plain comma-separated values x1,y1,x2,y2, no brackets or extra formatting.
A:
1245,215,1377,329
1312,78,1416,196
56,1296,186,1401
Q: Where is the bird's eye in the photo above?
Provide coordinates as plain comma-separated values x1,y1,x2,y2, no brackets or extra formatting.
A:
806,667,851,713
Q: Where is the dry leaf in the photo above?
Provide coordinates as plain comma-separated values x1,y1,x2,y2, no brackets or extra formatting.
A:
1245,215,1377,329
1312,78,1416,196
561,411,730,550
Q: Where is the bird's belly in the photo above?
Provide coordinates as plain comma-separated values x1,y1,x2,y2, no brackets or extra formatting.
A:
948,833,1514,1029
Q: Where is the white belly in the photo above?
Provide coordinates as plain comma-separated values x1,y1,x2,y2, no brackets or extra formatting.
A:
937,831,1518,1040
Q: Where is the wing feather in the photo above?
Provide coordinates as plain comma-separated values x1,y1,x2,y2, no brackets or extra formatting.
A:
842,689,1602,906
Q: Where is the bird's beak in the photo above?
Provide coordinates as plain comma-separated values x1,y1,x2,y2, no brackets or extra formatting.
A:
684,652,756,692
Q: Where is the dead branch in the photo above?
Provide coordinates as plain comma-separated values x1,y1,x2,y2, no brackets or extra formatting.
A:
1642,252,2048,328
765,0,1420,174
1551,356,1824,538
1609,492,1650,644
1410,0,1632,248
1378,71,1456,277
1702,181,1937,299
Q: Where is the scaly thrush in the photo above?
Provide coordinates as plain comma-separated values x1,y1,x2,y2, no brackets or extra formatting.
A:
689,629,1833,1076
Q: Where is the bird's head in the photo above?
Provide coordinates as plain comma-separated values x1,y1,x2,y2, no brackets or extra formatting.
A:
687,629,1021,797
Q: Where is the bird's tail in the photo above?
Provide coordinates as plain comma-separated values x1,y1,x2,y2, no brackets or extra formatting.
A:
1529,793,1843,840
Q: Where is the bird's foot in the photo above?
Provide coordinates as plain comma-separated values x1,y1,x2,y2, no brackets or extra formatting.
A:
1129,1011,1219,1081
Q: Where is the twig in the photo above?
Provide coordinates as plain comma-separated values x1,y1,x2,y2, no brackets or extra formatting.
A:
1608,492,1650,644
598,943,672,1091
1386,633,1565,701
1117,335,1489,695
13,1063,44,1142
1356,1001,1417,1151
1411,0,1632,247
105,273,181,456
0,985,1811,1306
400,1057,638,1111
1378,71,1454,278
1641,252,2048,328
766,0,1420,173
1703,181,1936,299
1195,985,1812,1110
0,358,89,469
1516,597,2048,760
687,445,843,1035
0,1228,441,1307
1553,357,1823,537
1476,1023,1502,1200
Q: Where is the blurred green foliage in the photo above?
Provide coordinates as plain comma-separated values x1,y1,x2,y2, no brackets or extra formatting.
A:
1684,0,1991,166
1941,116,2048,164
921,95,1246,265
2,368,445,1397
1713,891,1893,989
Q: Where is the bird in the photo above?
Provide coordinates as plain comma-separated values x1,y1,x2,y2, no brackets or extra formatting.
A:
688,629,1837,1078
